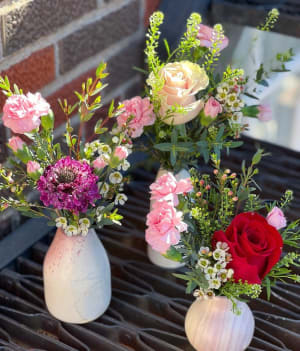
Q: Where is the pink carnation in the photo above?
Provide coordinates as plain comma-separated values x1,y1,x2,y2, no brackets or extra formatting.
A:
146,201,187,253
150,172,193,206
93,156,108,170
8,136,25,152
266,206,286,230
114,146,128,161
258,104,272,122
197,24,229,51
3,92,50,134
117,96,155,138
27,161,41,174
204,97,222,118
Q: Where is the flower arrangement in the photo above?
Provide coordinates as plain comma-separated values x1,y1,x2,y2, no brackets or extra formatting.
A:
123,9,293,173
146,151,300,310
0,63,133,236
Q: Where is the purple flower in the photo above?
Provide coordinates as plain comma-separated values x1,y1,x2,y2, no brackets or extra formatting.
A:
37,157,100,213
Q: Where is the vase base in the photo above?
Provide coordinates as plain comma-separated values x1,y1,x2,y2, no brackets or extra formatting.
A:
147,245,184,269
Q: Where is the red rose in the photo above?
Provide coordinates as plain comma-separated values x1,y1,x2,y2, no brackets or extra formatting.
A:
212,212,283,284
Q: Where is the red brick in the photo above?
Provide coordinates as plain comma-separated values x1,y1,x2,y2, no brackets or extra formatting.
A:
0,46,55,110
144,0,161,26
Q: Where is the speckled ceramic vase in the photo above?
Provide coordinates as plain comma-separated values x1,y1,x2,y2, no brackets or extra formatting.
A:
185,296,255,351
147,166,189,269
43,228,111,324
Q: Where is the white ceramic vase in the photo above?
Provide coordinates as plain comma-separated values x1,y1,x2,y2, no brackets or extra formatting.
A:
43,228,111,324
185,296,255,351
147,166,189,269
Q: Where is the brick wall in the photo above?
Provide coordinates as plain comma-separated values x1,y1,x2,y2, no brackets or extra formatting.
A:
0,0,160,235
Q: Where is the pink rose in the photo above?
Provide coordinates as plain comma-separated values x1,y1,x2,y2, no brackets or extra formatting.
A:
146,201,187,253
2,92,50,134
117,97,155,138
148,61,208,125
266,206,286,230
150,172,193,206
93,156,108,169
197,24,229,51
258,104,272,122
114,146,128,161
204,97,222,118
8,136,25,152
27,161,41,174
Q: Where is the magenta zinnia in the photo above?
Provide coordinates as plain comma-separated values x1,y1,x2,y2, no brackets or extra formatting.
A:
37,157,100,213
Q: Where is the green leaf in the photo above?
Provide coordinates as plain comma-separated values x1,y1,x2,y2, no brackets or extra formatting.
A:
108,99,115,117
41,110,54,130
244,92,259,100
170,145,177,166
164,246,182,262
163,38,171,57
154,143,173,151
229,141,243,148
216,125,225,142
242,105,259,118
94,120,108,134
255,63,264,82
173,273,191,281
252,149,264,165
96,62,107,77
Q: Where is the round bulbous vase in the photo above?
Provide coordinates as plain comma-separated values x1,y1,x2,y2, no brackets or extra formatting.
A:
185,296,255,351
43,228,111,324
147,166,189,269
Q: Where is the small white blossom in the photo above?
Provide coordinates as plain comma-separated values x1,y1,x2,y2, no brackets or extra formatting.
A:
227,268,234,279
98,182,110,196
55,217,67,229
65,225,78,236
121,160,130,171
79,218,90,228
209,278,221,290
216,242,229,250
213,248,226,261
98,144,112,154
214,261,227,271
109,171,123,184
115,193,128,205
112,136,119,144
110,127,119,135
204,266,217,277
193,289,205,299
199,246,210,255
217,83,229,93
226,93,237,106
216,91,227,101
217,269,229,282
197,258,210,269
205,290,215,299
80,226,89,236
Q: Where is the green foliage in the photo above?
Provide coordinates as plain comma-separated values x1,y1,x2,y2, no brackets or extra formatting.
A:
257,8,280,32
145,11,164,72
175,12,202,61
202,24,225,72
220,281,262,313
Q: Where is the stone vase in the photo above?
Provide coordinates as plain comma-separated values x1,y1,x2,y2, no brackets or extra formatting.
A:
43,227,111,324
185,296,255,351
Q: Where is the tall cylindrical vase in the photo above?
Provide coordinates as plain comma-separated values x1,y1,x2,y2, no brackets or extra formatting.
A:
43,228,111,324
147,166,189,269
185,296,255,351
